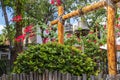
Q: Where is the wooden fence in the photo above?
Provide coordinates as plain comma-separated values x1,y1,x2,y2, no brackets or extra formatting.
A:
1,71,120,80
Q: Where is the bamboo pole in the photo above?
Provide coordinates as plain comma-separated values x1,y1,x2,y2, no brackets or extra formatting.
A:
107,3,117,75
51,0,119,25
58,5,64,44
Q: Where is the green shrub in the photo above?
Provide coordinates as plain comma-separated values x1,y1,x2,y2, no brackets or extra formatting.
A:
13,43,96,75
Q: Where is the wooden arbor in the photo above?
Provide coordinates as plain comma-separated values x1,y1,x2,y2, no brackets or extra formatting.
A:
50,0,120,76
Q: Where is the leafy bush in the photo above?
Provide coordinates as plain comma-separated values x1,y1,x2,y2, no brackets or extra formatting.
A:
13,43,96,75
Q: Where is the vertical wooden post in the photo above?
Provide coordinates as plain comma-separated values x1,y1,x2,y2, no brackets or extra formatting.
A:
107,3,117,75
58,5,64,44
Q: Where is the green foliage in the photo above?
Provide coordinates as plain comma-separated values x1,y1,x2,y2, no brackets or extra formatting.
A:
2,24,16,45
0,60,10,76
13,43,96,75
0,34,5,45
64,26,107,73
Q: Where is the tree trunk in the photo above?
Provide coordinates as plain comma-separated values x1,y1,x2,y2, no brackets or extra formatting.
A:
14,0,24,60
1,0,9,27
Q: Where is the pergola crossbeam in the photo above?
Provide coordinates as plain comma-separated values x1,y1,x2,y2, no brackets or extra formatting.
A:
51,0,119,25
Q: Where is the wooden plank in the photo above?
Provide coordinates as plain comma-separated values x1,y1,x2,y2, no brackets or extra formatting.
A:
103,74,107,80
20,73,23,80
71,75,74,80
26,75,30,80
36,73,39,80
107,75,116,80
22,73,26,80
53,71,57,80
116,74,120,79
98,73,102,80
82,74,87,80
57,71,61,80
58,5,64,44
61,73,66,80
48,71,52,80
50,0,120,25
66,73,71,80
16,74,20,80
73,75,77,80
45,70,49,80
42,72,45,80
9,75,12,80
12,74,16,80
77,76,81,80
107,2,117,76
2,74,6,80
33,72,37,80
5,75,9,80
38,74,42,80
30,72,33,80
90,75,95,80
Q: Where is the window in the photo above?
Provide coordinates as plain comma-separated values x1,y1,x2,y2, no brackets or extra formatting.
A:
1,54,8,60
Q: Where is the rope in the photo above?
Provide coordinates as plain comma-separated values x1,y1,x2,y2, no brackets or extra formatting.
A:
78,7,84,16
58,14,65,24
106,0,116,8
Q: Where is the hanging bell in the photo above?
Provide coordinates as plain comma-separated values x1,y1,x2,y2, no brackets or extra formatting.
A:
73,20,89,36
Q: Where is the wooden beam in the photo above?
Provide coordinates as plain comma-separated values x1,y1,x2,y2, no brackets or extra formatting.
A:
107,3,117,75
51,0,119,25
58,6,64,44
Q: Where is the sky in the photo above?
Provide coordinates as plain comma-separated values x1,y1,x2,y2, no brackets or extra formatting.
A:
0,7,13,34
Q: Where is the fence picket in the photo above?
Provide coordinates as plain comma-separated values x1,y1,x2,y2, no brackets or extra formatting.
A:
2,74,6,80
38,74,42,80
30,72,33,80
36,73,39,80
33,72,36,80
90,75,95,80
71,75,75,80
9,75,12,80
53,71,57,80
26,75,29,80
82,74,87,80
22,73,26,80
5,75,9,80
42,71,45,80
77,76,81,80
62,74,66,80
57,71,61,80
103,74,107,80
1,71,120,80
16,74,20,80
66,73,71,80
45,70,49,80
98,72,102,80
12,74,16,80
116,74,120,79
20,73,23,80
48,72,52,80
